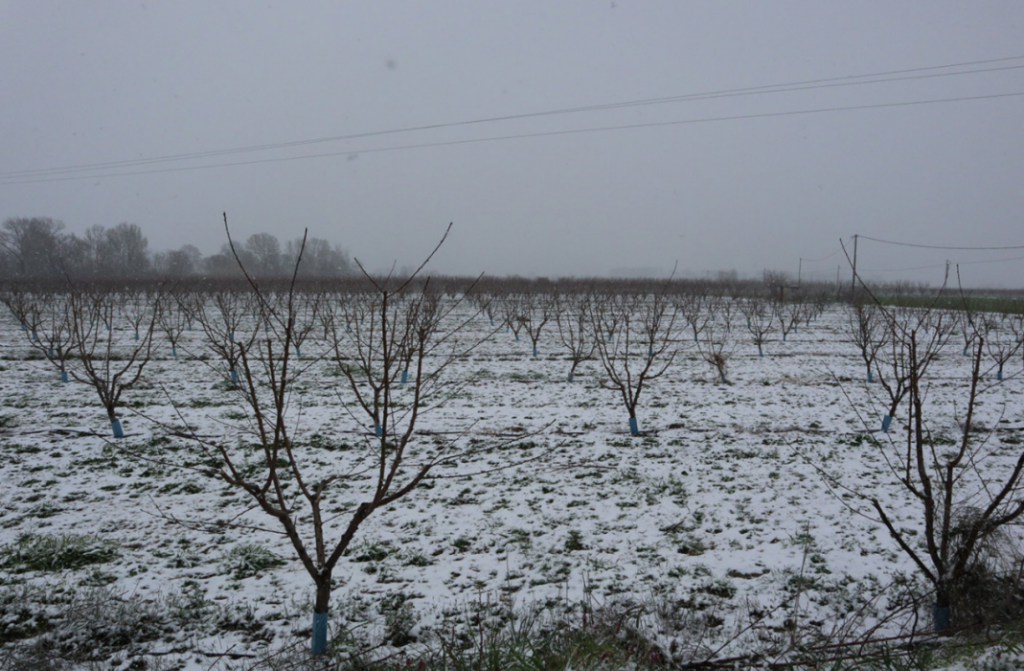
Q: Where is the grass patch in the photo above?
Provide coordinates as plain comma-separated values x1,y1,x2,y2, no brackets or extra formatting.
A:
2,533,119,572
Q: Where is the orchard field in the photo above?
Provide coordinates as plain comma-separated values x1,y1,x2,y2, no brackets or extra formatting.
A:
1,279,1022,670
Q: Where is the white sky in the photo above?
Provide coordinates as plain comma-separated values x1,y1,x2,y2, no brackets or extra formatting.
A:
2,1,1023,286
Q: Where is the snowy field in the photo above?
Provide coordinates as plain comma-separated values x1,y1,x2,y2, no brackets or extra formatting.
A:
1,294,1022,669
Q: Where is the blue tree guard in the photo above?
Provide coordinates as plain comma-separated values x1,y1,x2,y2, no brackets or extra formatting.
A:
229,331,235,342
867,369,873,383
400,370,408,384
172,346,177,358
230,369,238,385
60,371,68,383
533,346,538,357
375,424,383,437
882,415,893,432
758,345,763,357
48,348,55,358
932,603,951,632
629,417,639,436
295,345,302,358
567,371,574,383
720,373,726,384
998,367,1003,381
134,331,139,341
111,419,124,438
312,611,328,654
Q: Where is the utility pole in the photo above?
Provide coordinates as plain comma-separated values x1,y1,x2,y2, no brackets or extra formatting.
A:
850,234,859,300
798,257,802,286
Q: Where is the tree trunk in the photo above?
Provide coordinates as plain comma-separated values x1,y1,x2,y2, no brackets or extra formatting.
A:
312,576,331,655
933,584,952,633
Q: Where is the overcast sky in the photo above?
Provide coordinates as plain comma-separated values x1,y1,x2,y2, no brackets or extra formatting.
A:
2,2,1023,286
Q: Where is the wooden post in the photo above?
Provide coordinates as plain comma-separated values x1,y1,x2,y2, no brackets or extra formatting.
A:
850,234,859,300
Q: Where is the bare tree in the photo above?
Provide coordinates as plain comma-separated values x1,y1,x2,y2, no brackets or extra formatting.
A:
980,313,1022,382
68,288,157,437
168,218,517,656
742,298,774,357
872,308,953,433
846,302,888,383
555,293,596,383
698,320,733,384
191,289,260,386
833,332,1024,632
0,217,65,277
589,288,678,436
522,293,553,358
244,232,282,276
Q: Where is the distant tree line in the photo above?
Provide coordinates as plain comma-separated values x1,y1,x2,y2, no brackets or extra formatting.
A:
0,216,352,279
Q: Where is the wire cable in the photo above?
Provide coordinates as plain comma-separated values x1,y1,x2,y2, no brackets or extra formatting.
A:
859,235,1024,251
4,90,1023,186
2,54,1023,180
801,250,843,263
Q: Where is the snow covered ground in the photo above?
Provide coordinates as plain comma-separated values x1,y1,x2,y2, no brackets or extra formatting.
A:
1,297,1022,669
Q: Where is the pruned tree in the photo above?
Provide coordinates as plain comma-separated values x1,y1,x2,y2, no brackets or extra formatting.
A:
67,288,157,437
846,302,888,383
522,293,553,358
191,289,260,386
555,293,596,383
871,307,953,433
980,313,1022,382
589,288,679,436
830,331,1024,633
698,320,733,384
162,217,523,657
24,290,79,383
742,298,774,357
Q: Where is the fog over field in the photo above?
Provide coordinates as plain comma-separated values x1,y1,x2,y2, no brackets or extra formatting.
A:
2,2,1023,286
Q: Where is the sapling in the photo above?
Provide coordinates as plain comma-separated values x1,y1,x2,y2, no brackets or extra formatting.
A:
845,302,887,383
589,287,679,436
521,293,553,358
742,299,774,358
554,293,596,383
68,287,157,437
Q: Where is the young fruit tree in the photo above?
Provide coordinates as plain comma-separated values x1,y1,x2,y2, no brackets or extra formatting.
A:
821,278,1024,634
554,292,596,383
171,219,513,656
68,286,158,437
864,333,1024,632
589,286,679,436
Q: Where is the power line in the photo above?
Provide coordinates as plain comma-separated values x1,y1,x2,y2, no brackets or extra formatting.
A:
859,235,1024,251
861,262,950,273
2,54,1023,180
4,90,1023,186
956,254,1024,265
800,249,842,263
